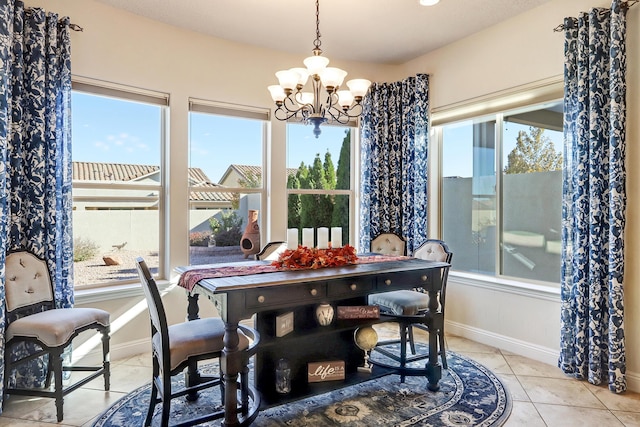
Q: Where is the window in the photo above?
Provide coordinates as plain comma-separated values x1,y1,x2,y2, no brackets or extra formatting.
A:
440,100,563,285
188,101,268,265
286,123,356,249
71,82,168,288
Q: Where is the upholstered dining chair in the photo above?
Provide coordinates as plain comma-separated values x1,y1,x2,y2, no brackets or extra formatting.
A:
136,257,260,427
368,239,452,382
3,249,111,422
370,232,407,257
255,241,287,261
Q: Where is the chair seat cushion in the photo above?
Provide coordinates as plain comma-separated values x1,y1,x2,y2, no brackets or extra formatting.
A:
368,290,429,316
159,317,250,371
6,307,110,347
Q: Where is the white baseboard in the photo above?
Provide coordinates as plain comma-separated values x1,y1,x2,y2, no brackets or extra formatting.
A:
74,338,150,365
446,320,640,393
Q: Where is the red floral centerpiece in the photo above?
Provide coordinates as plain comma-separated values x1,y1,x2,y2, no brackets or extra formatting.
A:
272,244,358,270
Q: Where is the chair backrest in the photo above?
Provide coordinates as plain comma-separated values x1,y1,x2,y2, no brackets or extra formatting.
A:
135,257,170,366
5,250,55,317
413,239,453,309
255,241,287,261
370,233,407,256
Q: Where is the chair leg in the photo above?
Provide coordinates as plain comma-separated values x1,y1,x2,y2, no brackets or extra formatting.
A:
161,367,172,427
101,327,111,390
438,330,448,369
52,349,64,422
408,326,417,355
145,381,158,427
399,323,408,383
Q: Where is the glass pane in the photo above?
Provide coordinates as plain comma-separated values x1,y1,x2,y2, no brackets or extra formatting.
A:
287,124,351,190
501,102,563,284
189,113,263,187
189,192,261,265
286,124,352,248
188,112,265,265
71,91,163,286
442,119,497,275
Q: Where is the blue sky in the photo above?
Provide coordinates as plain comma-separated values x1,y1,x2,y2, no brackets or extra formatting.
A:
442,119,563,178
72,92,349,183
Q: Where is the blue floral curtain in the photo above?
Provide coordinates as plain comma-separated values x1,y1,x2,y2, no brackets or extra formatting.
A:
359,74,429,254
0,0,74,405
559,0,628,393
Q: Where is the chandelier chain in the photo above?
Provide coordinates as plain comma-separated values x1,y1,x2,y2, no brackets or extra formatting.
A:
313,0,322,53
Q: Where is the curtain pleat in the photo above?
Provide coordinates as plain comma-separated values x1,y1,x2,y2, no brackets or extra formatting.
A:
559,0,627,393
0,0,74,408
359,74,429,254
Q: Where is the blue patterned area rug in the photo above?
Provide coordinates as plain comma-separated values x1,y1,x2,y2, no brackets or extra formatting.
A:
93,350,511,426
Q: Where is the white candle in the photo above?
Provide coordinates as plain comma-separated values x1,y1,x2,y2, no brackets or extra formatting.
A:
317,227,329,249
331,227,342,248
287,228,298,250
302,228,314,248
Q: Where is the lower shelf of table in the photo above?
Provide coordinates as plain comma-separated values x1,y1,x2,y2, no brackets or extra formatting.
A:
258,365,395,408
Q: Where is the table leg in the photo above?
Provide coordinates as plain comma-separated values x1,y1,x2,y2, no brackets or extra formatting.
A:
186,293,201,401
221,321,242,426
426,324,442,391
427,287,442,391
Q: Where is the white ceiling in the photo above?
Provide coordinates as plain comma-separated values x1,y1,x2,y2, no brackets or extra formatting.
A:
95,0,553,64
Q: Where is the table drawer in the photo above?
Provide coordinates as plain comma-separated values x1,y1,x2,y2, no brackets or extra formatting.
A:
327,277,374,297
376,271,433,291
245,282,327,309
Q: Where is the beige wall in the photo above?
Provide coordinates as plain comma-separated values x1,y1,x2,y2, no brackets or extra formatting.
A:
22,0,640,391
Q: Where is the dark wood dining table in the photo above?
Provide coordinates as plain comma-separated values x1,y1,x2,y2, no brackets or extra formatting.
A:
176,255,449,427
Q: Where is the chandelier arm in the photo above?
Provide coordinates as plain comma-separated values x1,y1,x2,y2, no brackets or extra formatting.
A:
274,105,307,123
325,102,365,121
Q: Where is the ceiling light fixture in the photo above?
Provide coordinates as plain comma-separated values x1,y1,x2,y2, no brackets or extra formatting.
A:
267,0,371,138
419,0,440,6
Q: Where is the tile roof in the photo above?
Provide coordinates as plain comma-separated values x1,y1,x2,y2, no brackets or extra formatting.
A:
72,162,235,203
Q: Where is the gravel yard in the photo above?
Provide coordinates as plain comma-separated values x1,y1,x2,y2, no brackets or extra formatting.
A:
74,247,246,287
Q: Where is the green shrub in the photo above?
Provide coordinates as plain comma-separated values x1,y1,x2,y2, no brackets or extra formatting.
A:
73,237,99,262
189,231,212,247
209,210,243,247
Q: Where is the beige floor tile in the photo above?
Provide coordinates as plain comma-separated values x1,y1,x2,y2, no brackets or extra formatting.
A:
20,389,126,426
535,403,625,426
457,351,513,374
446,335,501,354
504,354,568,379
587,384,640,412
84,363,152,394
519,376,606,408
503,401,546,426
114,352,152,367
0,418,75,427
498,373,530,401
612,410,640,426
0,396,50,421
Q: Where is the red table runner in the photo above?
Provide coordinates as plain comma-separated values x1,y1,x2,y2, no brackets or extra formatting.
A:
177,255,411,292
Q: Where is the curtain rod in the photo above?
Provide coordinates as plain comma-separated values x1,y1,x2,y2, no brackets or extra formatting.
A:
552,0,638,32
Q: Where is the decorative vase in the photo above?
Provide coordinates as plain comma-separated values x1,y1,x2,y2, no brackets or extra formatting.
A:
315,303,334,326
240,209,260,258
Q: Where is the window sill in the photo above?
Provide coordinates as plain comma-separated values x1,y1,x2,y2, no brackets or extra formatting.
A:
74,278,175,306
449,271,560,302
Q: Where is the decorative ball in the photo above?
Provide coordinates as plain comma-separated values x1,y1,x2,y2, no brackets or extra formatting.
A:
354,326,378,351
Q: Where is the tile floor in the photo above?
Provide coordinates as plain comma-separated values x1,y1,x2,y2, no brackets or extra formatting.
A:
0,327,639,426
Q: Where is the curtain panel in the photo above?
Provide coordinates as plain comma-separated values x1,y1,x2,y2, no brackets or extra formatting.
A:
359,74,429,254
0,0,74,403
559,0,628,393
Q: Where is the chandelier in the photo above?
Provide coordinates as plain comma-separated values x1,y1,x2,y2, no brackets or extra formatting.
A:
267,0,371,138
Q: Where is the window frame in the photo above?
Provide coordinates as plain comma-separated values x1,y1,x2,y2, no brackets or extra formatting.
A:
432,78,564,296
187,99,270,261
70,78,169,290
285,123,360,249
